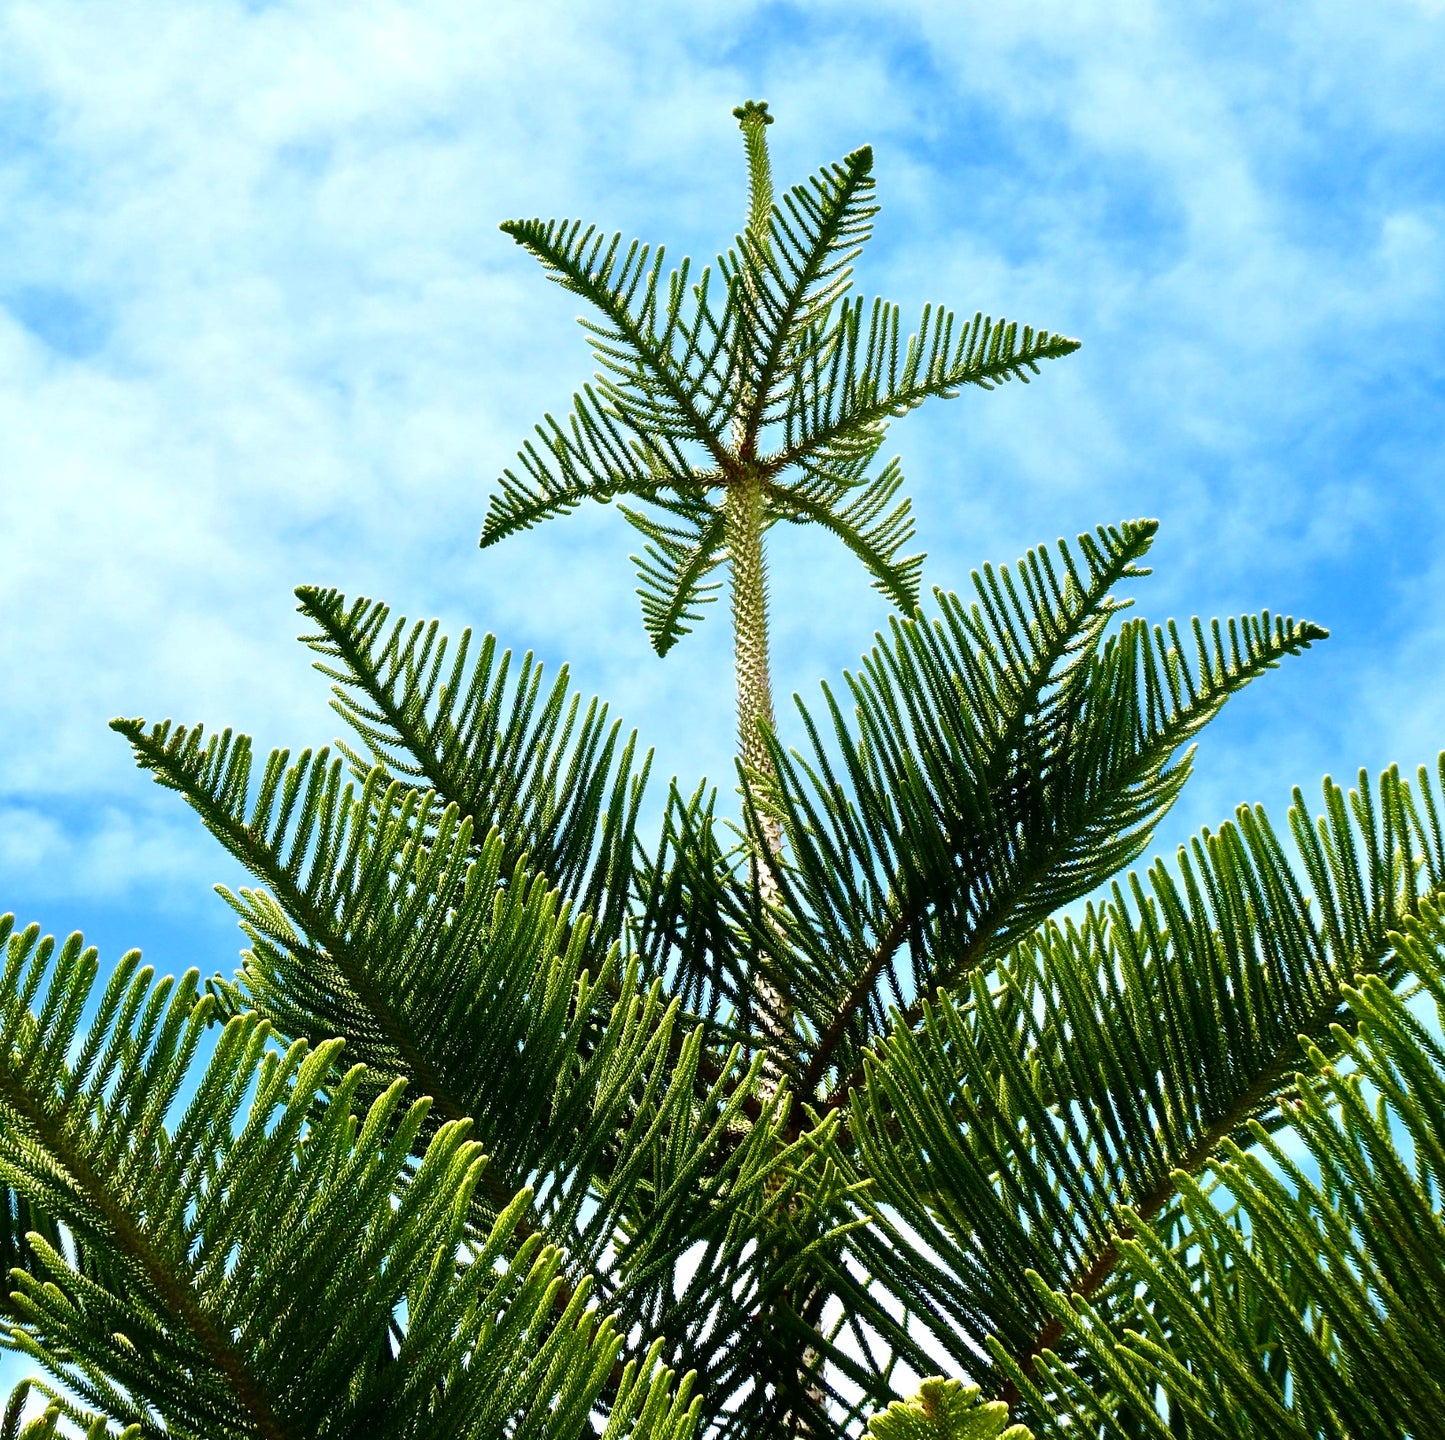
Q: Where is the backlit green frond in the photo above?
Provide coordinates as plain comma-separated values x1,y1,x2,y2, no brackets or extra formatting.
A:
111,722,610,1192
3,1185,73,1310
771,302,1079,477
294,587,649,950
629,779,755,1027
768,457,922,613
481,211,743,550
597,1072,868,1440
993,902,1445,1438
482,384,710,545
0,915,701,1440
493,217,739,462
865,1379,1032,1440
840,758,1445,1420
1,1389,134,1440
106,719,864,1439
109,719,669,1229
618,500,728,657
726,139,878,451
754,522,1325,1096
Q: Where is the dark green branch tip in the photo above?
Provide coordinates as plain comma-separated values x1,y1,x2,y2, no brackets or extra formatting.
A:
732,99,774,129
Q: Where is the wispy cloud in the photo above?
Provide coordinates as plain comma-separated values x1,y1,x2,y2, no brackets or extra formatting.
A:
2,0,1442,937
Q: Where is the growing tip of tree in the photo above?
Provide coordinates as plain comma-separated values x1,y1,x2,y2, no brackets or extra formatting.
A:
732,98,774,126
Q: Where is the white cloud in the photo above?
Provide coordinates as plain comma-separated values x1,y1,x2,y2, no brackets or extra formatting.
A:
1,0,1442,923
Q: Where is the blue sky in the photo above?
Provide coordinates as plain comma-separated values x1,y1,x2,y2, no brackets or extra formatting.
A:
1,0,1443,1030
0,0,1443,1416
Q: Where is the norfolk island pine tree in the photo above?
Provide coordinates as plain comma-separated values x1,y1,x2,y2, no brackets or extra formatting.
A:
1,99,1442,1440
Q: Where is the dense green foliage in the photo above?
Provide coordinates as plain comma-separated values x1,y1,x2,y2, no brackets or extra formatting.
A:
2,103,1440,1439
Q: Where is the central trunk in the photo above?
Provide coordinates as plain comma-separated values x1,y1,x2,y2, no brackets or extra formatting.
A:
723,464,791,1087
725,458,827,1440
731,98,828,1439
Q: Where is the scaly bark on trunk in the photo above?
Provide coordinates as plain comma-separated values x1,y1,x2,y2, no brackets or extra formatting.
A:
731,98,827,1440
